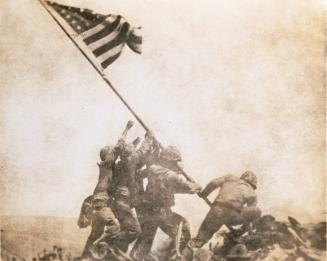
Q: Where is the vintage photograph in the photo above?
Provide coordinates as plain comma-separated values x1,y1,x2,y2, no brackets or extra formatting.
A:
0,0,325,260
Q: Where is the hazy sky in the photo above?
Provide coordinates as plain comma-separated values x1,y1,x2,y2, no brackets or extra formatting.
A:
0,0,325,228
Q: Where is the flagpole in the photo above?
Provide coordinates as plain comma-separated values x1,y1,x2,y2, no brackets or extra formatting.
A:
39,0,212,207
38,0,149,131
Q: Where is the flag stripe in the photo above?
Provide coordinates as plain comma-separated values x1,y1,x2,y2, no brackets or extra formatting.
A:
88,22,124,51
93,23,129,57
81,16,116,39
97,43,124,63
81,22,106,38
84,16,122,45
47,1,142,69
101,52,122,68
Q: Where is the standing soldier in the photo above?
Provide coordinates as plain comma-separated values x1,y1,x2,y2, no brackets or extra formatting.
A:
131,146,202,261
80,121,134,258
110,122,157,252
115,127,158,206
182,171,261,260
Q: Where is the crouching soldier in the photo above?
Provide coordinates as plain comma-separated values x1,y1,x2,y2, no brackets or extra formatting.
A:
131,146,202,261
182,171,261,260
81,192,120,259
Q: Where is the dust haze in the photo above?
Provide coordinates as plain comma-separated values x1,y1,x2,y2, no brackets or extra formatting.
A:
0,0,325,232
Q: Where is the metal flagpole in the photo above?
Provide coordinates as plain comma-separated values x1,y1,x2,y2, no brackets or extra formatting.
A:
38,0,149,131
38,0,212,207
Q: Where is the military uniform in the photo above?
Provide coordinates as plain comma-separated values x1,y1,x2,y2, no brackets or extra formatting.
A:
190,173,260,248
115,132,157,202
106,160,140,252
131,164,201,260
81,146,121,259
81,193,120,259
109,134,155,251
77,195,94,229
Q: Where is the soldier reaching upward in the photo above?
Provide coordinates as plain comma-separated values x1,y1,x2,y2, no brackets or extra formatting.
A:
80,121,136,258
110,122,157,252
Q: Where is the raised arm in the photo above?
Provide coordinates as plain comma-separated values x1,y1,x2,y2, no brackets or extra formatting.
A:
115,120,135,152
135,131,156,160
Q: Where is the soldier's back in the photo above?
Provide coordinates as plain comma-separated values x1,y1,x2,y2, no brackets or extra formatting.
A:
216,176,256,209
145,164,177,208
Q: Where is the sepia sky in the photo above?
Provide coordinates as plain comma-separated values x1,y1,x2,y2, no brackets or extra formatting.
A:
0,0,325,229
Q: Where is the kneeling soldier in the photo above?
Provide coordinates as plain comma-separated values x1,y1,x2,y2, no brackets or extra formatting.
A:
182,171,261,260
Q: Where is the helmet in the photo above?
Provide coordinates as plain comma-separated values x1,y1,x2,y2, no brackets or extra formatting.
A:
240,171,257,189
161,146,182,162
100,146,115,162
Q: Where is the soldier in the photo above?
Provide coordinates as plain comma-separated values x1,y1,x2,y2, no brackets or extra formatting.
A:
81,120,155,256
183,171,261,260
81,135,120,258
114,127,158,205
110,123,157,252
131,146,202,261
81,192,120,259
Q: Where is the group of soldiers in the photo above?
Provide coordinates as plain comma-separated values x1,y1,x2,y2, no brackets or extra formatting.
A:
77,121,261,261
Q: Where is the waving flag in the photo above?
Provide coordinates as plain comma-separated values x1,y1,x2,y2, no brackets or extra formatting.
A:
45,1,142,69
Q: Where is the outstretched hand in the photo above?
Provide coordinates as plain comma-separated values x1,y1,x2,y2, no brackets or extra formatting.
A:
126,120,134,130
198,190,208,198
192,183,202,194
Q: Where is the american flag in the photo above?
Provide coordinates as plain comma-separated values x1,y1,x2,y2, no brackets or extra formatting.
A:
45,1,142,69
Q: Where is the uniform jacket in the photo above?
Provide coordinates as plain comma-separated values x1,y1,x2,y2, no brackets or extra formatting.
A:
201,174,257,209
144,164,199,208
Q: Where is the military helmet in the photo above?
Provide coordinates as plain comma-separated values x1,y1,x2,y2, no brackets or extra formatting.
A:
241,171,257,189
161,146,182,162
100,146,115,161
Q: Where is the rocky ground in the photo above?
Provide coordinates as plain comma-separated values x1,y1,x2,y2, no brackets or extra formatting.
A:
0,215,326,261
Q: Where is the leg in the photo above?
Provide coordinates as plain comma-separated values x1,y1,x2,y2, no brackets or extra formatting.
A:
81,214,105,258
192,205,226,248
159,210,191,245
155,210,191,260
130,220,158,260
236,206,261,225
181,206,226,261
113,198,141,252
82,206,119,258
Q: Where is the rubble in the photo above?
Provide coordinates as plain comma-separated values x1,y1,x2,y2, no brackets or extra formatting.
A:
1,214,325,261
208,215,326,261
